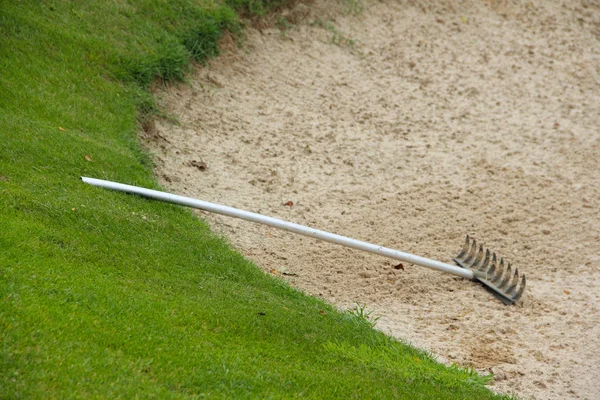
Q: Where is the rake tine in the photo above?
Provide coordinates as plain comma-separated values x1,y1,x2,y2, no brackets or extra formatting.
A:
487,252,497,279
513,275,526,302
476,248,491,273
456,235,471,260
491,258,505,284
498,263,512,289
468,245,484,269
505,268,520,296
454,236,527,305
463,238,478,265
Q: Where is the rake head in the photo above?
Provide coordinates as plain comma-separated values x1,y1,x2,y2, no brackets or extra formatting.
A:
454,235,526,305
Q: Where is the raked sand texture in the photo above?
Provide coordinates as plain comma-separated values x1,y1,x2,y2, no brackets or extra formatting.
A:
143,1,600,399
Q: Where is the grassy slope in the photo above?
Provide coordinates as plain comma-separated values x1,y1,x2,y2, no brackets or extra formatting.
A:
0,1,509,398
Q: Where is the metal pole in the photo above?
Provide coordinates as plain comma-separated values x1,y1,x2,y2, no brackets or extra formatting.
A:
81,177,474,280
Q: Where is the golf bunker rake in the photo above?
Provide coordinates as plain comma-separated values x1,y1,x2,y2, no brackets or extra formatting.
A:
82,177,526,305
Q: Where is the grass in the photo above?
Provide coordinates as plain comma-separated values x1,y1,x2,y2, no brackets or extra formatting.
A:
342,0,365,15
312,18,356,48
1,0,511,398
347,303,381,329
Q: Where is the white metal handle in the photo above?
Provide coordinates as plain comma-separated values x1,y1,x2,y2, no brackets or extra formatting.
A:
81,177,474,280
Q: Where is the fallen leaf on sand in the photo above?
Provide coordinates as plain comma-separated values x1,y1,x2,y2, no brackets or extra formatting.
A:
564,290,571,295
270,269,280,275
394,263,404,270
283,201,294,206
188,159,207,170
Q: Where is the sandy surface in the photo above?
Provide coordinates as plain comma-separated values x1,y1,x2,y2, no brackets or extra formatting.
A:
142,1,600,398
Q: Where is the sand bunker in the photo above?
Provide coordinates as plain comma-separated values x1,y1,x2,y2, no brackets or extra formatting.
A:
143,1,600,398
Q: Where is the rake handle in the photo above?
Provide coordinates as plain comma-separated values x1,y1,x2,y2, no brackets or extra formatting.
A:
81,177,475,280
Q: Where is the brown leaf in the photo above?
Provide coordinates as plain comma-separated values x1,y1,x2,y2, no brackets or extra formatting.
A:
59,126,65,131
319,310,326,315
393,263,404,270
564,290,570,295
188,160,207,170
85,155,92,162
283,201,294,207
270,269,280,275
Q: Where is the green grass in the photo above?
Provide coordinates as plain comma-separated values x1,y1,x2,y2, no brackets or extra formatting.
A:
1,1,511,398
311,18,356,48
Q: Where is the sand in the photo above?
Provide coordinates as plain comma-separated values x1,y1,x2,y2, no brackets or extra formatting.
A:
142,1,600,398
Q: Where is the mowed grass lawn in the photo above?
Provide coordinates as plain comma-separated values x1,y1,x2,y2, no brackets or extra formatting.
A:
0,1,511,398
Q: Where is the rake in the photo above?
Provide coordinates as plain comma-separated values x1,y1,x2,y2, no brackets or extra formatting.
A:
81,177,526,305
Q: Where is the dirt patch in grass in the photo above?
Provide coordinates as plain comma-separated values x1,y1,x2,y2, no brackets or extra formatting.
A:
145,1,600,398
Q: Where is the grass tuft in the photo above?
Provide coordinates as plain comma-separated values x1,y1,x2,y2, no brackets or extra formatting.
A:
312,18,356,47
343,0,365,15
227,0,293,17
347,303,380,329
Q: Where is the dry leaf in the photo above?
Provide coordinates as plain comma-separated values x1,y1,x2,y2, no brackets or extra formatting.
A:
85,155,92,162
71,207,76,211
319,310,326,315
394,263,404,270
564,290,571,295
283,201,294,207
188,159,207,170
59,127,65,131
270,269,280,275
